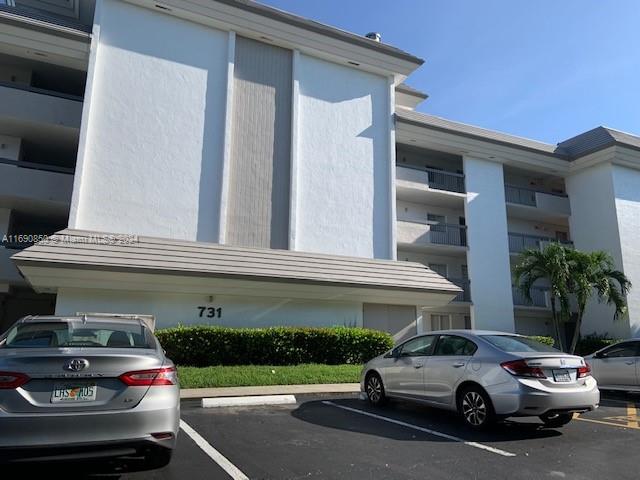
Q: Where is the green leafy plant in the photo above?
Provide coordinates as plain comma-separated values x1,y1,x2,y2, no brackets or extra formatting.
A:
155,325,393,367
575,333,621,356
527,336,555,347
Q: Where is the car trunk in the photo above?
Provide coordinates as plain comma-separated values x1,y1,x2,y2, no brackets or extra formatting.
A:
0,348,163,413
516,352,587,388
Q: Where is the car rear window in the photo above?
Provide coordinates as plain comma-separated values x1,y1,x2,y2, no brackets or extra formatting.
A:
2,321,155,349
481,335,559,353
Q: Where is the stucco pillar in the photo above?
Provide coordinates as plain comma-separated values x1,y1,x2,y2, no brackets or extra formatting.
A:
463,156,515,332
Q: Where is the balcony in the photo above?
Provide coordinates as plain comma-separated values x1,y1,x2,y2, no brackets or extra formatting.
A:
505,184,571,222
512,285,550,309
396,165,465,207
508,232,573,254
449,278,471,303
0,246,26,286
397,220,467,254
0,160,74,215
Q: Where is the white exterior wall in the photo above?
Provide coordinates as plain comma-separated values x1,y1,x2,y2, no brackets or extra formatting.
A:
55,288,363,330
463,157,515,331
294,54,392,259
507,218,570,238
612,165,640,337
69,0,229,242
566,163,629,338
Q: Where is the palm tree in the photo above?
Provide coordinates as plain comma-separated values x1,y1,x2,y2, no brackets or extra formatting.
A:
566,250,631,354
513,242,572,351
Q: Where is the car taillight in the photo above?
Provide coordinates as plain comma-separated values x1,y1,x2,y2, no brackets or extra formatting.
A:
0,371,30,389
119,367,177,386
577,363,591,378
500,360,546,379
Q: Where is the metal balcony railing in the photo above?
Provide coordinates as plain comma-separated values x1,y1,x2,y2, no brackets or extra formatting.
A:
504,184,569,207
449,278,471,302
429,223,468,247
0,80,83,102
512,285,549,308
0,157,74,175
398,164,465,193
508,232,573,253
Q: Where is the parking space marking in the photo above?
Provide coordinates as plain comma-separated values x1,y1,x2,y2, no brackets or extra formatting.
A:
180,419,249,480
321,401,516,457
626,403,639,428
573,414,640,430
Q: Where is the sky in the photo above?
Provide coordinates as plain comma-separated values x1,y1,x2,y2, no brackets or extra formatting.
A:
260,0,640,145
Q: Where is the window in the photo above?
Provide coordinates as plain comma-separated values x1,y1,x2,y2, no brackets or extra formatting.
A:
2,321,154,349
482,335,559,353
434,335,477,356
399,335,436,357
427,214,446,232
601,342,639,358
431,314,450,331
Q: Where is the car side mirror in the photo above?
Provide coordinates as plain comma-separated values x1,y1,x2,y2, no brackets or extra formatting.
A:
595,351,606,359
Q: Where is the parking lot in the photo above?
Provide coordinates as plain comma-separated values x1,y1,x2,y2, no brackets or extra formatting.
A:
14,392,640,479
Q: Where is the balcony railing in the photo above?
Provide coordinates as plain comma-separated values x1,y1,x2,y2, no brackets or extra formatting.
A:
508,232,573,254
504,184,569,208
0,80,83,102
449,278,471,302
397,164,465,193
0,157,74,175
428,223,468,247
512,285,549,308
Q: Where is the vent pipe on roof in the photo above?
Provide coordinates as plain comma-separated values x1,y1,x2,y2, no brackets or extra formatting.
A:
365,32,382,42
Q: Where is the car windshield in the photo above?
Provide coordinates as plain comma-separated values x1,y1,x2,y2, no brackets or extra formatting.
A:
1,320,154,349
481,335,559,353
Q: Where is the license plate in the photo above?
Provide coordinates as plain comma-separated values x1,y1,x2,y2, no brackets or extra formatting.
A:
51,383,97,403
552,369,571,382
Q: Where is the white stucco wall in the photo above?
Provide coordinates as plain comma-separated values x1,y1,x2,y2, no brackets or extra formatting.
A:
55,288,363,330
294,54,392,259
69,0,228,242
566,162,629,338
612,165,640,337
463,157,515,331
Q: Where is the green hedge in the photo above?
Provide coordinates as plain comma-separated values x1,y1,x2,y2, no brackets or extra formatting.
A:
575,334,621,356
156,326,394,367
528,336,555,347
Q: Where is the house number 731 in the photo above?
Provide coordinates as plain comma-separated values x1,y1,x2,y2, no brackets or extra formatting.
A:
197,306,222,318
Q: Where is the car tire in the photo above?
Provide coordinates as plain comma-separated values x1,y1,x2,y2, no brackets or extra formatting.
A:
457,385,495,429
365,372,387,406
144,448,173,470
539,412,573,428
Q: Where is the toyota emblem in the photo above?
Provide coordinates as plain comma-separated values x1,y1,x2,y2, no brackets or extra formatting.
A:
64,358,89,372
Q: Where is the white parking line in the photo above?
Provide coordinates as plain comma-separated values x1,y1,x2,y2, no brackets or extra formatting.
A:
180,419,249,480
322,401,516,458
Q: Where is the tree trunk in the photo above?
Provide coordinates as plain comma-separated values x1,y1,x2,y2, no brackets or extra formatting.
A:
550,295,564,351
569,306,584,354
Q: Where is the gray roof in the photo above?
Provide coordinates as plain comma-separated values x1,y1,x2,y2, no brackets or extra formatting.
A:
12,229,460,295
0,5,91,38
396,109,640,160
396,83,428,100
218,0,423,66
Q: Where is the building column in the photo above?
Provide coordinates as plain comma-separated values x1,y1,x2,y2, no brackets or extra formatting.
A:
463,156,515,332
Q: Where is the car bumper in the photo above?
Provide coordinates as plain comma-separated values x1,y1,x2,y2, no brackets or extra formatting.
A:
488,377,600,417
0,387,180,451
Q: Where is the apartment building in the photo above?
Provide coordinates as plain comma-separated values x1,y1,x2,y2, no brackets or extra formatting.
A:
3,0,640,344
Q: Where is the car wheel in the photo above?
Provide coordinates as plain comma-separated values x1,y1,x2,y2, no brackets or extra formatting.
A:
539,412,573,428
144,448,173,470
458,386,495,429
365,372,387,406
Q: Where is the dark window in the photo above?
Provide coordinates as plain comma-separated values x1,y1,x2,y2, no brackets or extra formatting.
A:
482,335,558,353
434,335,477,356
602,342,639,358
400,335,437,357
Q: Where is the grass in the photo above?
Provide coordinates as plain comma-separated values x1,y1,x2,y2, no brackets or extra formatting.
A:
177,364,362,389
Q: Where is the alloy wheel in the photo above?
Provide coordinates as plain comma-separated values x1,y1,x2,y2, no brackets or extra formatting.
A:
462,391,487,426
366,375,382,403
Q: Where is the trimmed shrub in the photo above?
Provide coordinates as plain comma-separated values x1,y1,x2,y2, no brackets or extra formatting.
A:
575,334,621,356
155,325,394,367
528,336,555,347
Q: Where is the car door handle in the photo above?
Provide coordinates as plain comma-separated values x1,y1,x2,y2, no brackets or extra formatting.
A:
452,362,466,368
414,363,424,369
625,361,635,365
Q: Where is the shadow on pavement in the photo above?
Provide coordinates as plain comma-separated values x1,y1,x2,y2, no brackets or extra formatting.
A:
1,458,166,478
291,397,562,444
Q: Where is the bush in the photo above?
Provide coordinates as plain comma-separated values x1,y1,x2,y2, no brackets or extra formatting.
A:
528,336,555,347
575,334,621,356
155,326,394,367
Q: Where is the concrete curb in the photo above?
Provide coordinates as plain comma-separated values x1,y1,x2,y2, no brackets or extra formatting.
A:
180,383,360,399
202,394,297,408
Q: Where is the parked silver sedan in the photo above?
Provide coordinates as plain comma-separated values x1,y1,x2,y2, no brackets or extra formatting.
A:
361,330,599,429
585,339,640,392
0,315,180,467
